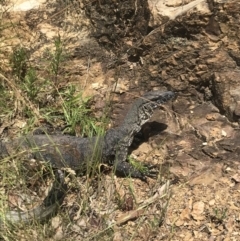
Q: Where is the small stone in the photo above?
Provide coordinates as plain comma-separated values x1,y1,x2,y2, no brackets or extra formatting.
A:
221,129,227,137
206,113,217,121
209,199,215,206
226,167,231,171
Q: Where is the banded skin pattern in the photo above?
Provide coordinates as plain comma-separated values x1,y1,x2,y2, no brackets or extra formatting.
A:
0,90,175,224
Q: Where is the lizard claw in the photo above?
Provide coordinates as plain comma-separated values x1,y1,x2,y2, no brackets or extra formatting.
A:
138,164,160,179
114,162,159,182
114,161,147,181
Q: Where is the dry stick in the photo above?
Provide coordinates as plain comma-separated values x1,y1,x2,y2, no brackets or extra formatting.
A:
0,73,42,122
89,181,171,240
116,180,171,225
88,181,171,240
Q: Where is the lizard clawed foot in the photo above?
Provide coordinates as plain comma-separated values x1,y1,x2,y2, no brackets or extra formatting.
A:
139,163,160,179
114,162,160,182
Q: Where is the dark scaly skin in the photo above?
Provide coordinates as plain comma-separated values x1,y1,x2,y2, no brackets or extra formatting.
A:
0,90,175,224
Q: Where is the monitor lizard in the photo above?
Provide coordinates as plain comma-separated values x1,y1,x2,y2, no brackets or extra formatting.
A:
0,90,175,224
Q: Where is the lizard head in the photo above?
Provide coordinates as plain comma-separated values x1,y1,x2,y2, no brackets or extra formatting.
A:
137,90,175,126
122,90,175,131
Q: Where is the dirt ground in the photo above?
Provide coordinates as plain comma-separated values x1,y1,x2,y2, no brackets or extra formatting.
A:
1,0,240,240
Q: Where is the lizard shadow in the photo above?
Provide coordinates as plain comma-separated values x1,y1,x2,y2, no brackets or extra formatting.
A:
130,121,168,151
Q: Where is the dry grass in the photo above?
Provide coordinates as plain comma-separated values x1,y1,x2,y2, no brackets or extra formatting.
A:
0,1,172,240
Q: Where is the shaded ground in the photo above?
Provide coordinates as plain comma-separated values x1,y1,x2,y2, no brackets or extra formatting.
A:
1,0,240,240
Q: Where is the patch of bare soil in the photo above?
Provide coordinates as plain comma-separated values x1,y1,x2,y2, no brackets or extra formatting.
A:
1,0,240,240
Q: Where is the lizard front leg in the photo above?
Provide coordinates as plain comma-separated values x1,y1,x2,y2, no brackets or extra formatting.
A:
113,145,147,182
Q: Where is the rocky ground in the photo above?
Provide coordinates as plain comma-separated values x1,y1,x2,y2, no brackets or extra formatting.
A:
1,0,240,240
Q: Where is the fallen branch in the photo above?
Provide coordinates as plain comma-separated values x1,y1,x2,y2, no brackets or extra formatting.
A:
116,180,171,225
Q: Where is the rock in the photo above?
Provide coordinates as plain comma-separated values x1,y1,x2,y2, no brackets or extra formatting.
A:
212,70,240,121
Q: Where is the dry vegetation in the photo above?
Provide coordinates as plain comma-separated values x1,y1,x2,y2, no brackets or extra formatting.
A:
1,0,240,240
0,1,171,240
